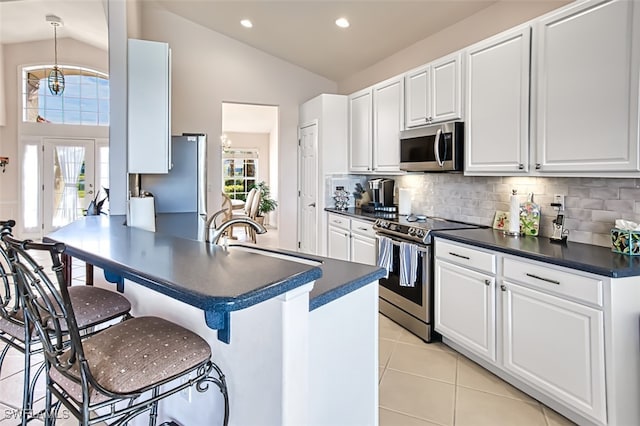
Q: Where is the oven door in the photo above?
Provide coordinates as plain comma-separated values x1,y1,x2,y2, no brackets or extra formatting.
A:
377,235,430,321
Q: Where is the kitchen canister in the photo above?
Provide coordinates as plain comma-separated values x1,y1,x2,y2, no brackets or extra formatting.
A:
398,188,412,216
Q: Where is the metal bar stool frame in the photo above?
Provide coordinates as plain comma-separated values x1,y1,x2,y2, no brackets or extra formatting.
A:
0,222,134,425
4,235,229,426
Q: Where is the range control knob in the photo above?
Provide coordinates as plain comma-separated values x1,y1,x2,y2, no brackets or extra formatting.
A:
415,229,425,238
408,228,416,236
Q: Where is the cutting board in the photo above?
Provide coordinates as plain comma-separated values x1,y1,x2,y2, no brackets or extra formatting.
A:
520,193,540,236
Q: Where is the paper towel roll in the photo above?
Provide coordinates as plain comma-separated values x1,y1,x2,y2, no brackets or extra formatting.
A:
129,197,156,232
398,188,412,216
509,190,520,235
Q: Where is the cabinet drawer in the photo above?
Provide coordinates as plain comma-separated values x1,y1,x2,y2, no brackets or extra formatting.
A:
503,258,603,307
350,218,376,238
328,213,350,230
435,240,496,274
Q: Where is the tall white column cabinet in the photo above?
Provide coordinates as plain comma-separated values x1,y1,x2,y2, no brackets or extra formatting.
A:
298,94,348,256
128,39,171,174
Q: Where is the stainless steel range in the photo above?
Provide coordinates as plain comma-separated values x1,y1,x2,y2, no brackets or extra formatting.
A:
373,215,480,342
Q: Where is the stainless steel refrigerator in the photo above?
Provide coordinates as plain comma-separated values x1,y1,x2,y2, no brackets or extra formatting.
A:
139,133,208,240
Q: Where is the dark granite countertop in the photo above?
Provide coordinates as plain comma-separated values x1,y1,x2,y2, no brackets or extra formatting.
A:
324,207,390,222
45,215,385,341
433,228,640,278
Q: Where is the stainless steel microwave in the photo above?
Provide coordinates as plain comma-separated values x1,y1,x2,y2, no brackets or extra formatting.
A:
399,121,464,172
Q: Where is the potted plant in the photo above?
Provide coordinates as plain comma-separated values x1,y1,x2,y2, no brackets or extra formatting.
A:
251,181,277,225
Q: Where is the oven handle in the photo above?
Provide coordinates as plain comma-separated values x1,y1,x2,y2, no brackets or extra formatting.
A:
375,234,430,253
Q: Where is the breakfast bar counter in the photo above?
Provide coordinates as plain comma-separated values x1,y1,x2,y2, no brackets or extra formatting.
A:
45,215,385,426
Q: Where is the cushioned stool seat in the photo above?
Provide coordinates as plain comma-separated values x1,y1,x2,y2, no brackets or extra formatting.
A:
50,316,211,404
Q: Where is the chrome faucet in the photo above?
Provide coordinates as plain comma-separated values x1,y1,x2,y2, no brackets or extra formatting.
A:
204,208,267,245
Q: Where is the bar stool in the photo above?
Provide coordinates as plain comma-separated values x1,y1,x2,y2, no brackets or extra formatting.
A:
3,234,229,426
0,222,132,425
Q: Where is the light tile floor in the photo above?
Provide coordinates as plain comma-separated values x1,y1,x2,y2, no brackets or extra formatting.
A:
1,227,576,425
379,314,576,426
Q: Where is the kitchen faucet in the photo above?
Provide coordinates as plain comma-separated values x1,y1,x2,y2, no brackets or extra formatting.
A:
204,208,267,245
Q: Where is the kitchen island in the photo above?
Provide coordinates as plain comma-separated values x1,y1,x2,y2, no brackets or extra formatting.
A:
45,215,385,426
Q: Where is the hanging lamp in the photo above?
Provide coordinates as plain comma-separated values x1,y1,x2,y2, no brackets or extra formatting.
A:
46,14,65,96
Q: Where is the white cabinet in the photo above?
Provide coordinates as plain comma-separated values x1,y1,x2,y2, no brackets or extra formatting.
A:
350,218,377,266
327,213,351,261
349,76,403,173
502,280,606,424
298,94,348,256
533,0,640,173
128,39,171,174
434,240,496,363
327,213,377,265
434,237,613,425
405,51,462,128
372,76,403,172
465,26,531,174
348,89,373,172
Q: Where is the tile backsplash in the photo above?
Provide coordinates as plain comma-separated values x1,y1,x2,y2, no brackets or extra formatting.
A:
364,174,640,248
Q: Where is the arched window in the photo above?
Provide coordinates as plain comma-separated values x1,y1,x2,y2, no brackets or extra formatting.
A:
22,65,109,126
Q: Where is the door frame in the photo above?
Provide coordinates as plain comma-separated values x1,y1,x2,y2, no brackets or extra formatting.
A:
297,120,319,254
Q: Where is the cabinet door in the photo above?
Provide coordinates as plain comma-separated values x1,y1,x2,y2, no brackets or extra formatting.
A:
349,89,373,172
373,77,403,172
328,225,350,261
405,65,431,128
465,27,531,174
128,39,171,173
434,260,496,362
351,233,377,266
502,281,606,424
534,0,640,172
431,52,462,123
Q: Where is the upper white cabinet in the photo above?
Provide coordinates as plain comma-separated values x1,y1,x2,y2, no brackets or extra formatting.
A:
465,27,531,174
372,76,403,172
128,39,171,174
405,51,463,128
348,88,373,172
533,0,640,173
349,76,403,173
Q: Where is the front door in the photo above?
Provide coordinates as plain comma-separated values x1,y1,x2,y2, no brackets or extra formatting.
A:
298,122,318,254
42,138,96,234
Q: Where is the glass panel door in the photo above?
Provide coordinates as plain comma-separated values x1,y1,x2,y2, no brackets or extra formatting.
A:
43,139,95,234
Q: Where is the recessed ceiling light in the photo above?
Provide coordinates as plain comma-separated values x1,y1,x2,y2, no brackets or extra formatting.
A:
335,18,350,28
240,19,253,28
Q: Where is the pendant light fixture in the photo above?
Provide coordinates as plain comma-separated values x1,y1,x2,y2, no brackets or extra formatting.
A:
46,14,65,96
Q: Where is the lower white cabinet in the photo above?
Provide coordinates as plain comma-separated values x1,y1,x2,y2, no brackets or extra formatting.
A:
350,219,377,266
435,260,496,362
328,214,350,261
327,214,376,265
434,237,616,425
502,281,606,424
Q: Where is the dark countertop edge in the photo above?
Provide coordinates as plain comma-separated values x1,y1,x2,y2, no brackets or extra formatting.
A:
46,236,324,313
309,267,386,311
229,244,386,310
324,208,379,222
431,230,636,279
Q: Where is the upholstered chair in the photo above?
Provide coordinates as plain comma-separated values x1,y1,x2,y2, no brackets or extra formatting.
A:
3,234,229,426
0,222,131,425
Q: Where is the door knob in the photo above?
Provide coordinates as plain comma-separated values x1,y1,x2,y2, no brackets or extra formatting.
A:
87,190,94,195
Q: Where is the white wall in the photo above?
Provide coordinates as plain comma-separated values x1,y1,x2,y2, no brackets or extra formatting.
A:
138,3,337,249
338,0,569,94
0,38,108,225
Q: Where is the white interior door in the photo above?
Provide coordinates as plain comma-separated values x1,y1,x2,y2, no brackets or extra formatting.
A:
43,139,96,234
298,123,318,254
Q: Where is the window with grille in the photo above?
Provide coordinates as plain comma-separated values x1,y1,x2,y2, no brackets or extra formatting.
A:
22,65,109,126
222,149,258,201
